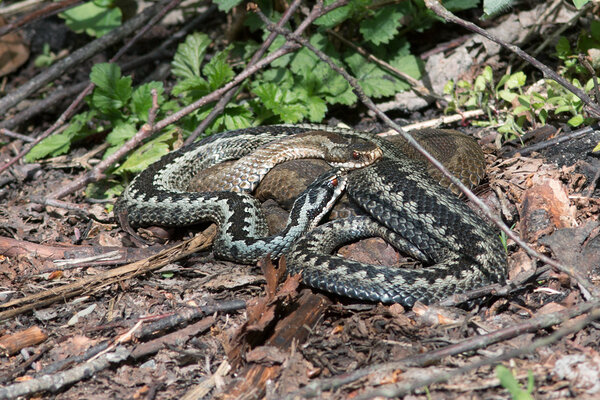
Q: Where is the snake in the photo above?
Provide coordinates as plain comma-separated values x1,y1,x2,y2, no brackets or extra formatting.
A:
115,125,508,307
114,127,382,263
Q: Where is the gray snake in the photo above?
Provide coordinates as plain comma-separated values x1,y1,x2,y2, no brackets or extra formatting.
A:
115,125,507,307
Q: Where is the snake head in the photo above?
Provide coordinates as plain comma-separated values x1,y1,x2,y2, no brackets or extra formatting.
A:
289,168,348,231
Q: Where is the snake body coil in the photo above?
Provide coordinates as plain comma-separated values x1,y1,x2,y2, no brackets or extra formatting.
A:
116,125,507,307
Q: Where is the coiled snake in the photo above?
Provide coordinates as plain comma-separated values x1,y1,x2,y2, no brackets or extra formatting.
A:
115,125,507,307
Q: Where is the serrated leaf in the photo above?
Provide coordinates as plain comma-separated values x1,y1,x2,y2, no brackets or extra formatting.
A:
172,77,211,97
345,52,418,98
131,82,164,121
59,1,121,37
212,0,243,12
203,49,234,90
505,72,526,89
89,63,132,115
314,0,352,28
483,0,514,17
213,105,254,131
25,112,95,161
360,5,405,46
172,33,212,80
114,131,176,175
106,122,137,146
252,83,307,123
555,37,571,58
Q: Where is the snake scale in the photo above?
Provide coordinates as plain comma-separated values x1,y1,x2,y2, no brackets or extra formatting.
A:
115,125,507,307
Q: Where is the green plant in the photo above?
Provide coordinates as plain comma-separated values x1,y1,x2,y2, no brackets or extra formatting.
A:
496,365,535,400
59,0,122,38
34,43,58,68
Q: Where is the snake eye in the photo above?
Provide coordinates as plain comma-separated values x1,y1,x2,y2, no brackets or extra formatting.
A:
352,150,360,160
330,177,338,187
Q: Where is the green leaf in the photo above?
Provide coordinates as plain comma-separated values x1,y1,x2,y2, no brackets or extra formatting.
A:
443,80,455,94
572,0,589,9
213,105,254,131
483,0,514,17
252,83,306,123
555,36,571,59
113,130,177,175
172,77,211,97
203,48,234,90
498,89,517,102
106,121,137,147
444,0,479,12
314,0,352,28
25,112,96,161
212,0,243,12
89,63,132,115
171,32,212,80
59,1,121,37
360,5,405,45
568,114,584,126
505,72,526,89
345,52,420,98
131,82,164,121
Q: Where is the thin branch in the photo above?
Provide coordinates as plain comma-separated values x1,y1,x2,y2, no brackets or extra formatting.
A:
256,10,600,300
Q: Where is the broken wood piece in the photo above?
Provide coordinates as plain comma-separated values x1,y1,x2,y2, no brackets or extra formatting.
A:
0,326,48,356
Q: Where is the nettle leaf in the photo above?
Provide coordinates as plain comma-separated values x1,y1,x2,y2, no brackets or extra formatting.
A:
89,63,132,115
252,83,306,123
131,82,164,121
203,48,234,90
172,32,212,80
59,1,121,37
360,5,405,46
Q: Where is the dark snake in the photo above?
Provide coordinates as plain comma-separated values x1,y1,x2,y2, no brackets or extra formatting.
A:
115,125,507,307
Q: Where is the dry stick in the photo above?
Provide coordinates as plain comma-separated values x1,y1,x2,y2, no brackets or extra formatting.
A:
357,305,600,399
505,122,600,157
0,347,130,400
424,0,600,118
0,128,34,142
186,0,306,144
0,0,82,37
257,10,600,301
0,225,217,321
288,298,600,398
0,0,174,177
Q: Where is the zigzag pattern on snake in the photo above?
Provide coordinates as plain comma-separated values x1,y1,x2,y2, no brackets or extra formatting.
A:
115,125,508,307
